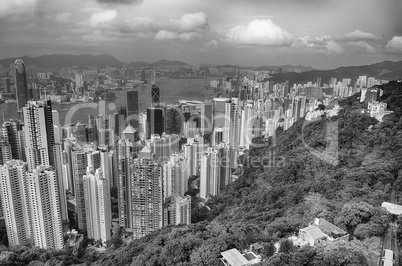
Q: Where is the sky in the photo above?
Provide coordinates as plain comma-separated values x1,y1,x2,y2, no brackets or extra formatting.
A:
1,0,402,69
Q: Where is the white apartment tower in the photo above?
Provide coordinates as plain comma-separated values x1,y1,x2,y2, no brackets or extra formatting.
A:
83,167,111,244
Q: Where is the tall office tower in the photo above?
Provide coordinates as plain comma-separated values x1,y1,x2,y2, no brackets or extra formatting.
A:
75,73,84,88
151,84,160,107
0,160,31,247
162,154,186,199
316,77,322,88
213,98,232,143
199,148,221,199
14,59,29,112
165,105,182,135
116,139,134,228
53,143,68,223
141,70,147,84
149,133,180,164
150,69,156,85
200,102,213,136
127,90,139,129
146,108,165,139
4,77,11,93
114,106,127,137
83,167,111,244
130,158,162,239
163,194,191,226
183,121,197,138
26,166,63,250
23,100,55,171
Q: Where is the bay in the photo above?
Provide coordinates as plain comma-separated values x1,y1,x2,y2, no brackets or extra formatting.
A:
0,77,219,125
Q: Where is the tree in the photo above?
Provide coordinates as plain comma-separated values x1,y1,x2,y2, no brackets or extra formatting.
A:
279,239,294,254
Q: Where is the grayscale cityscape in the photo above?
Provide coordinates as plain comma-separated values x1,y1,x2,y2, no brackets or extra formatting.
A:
0,0,401,265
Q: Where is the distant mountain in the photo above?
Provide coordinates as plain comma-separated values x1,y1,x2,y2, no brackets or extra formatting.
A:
128,61,152,67
269,60,402,85
152,60,188,66
0,53,123,68
127,60,188,67
256,64,315,73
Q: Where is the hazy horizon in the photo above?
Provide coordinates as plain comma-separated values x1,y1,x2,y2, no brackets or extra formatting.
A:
1,0,402,69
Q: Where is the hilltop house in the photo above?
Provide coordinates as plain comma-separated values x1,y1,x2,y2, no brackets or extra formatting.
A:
220,243,263,266
291,218,349,247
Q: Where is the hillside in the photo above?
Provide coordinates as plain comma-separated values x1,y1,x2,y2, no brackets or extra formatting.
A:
91,82,402,266
269,60,402,85
0,82,400,265
0,54,123,68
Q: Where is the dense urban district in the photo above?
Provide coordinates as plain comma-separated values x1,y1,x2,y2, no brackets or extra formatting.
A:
0,54,400,265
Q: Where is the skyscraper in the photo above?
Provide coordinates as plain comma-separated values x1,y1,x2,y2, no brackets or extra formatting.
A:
0,160,31,247
1,120,25,161
23,100,55,171
83,167,111,244
14,59,29,112
146,108,165,139
151,85,160,107
130,157,162,239
127,90,139,129
26,166,63,250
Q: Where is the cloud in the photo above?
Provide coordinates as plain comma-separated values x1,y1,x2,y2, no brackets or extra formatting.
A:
226,19,292,46
338,30,378,41
96,0,143,4
291,36,343,54
51,12,72,23
89,12,216,44
385,36,402,53
346,41,375,53
0,0,38,17
90,10,117,26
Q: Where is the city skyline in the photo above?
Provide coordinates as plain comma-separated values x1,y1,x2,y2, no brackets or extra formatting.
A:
1,0,402,69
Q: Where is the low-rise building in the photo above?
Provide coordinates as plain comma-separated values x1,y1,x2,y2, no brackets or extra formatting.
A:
292,218,349,247
220,244,262,266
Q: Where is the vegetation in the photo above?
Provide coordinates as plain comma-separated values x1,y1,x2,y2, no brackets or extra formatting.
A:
0,81,401,265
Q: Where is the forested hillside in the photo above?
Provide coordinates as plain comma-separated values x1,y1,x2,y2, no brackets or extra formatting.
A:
0,82,401,265
92,81,402,266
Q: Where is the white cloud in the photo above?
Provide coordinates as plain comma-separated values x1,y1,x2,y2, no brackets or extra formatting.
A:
0,0,38,17
385,36,402,52
346,41,375,53
175,12,208,31
226,19,292,46
339,30,378,41
291,36,343,54
53,12,72,23
155,30,201,41
90,10,117,26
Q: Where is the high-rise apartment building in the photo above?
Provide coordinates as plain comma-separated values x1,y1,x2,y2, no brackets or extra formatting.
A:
26,166,63,250
0,160,31,247
23,100,55,171
83,167,111,244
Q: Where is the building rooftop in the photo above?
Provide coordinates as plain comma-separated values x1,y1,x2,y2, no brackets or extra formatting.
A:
122,125,136,134
221,249,250,266
382,202,402,215
300,225,326,240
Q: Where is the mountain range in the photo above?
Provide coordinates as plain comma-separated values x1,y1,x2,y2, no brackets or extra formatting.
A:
269,60,402,85
1,54,402,83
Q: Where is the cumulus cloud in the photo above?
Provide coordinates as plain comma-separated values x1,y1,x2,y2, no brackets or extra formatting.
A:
339,30,378,41
385,36,402,52
90,10,118,26
226,19,292,46
346,41,375,53
0,0,38,17
291,36,343,54
90,12,215,43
